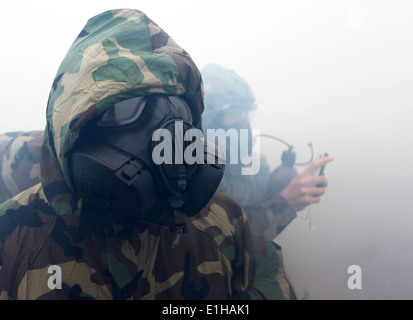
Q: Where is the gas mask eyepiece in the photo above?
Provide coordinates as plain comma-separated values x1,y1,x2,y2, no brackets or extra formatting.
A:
97,96,147,127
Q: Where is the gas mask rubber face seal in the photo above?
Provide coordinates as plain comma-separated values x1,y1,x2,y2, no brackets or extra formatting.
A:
70,94,225,227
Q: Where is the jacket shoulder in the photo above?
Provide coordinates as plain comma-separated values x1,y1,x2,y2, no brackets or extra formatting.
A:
192,188,247,231
0,184,56,299
189,188,251,258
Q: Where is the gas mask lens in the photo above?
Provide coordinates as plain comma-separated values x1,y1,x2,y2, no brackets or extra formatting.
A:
98,96,146,127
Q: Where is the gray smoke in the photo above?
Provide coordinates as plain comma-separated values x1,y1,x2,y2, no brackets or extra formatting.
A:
252,0,413,299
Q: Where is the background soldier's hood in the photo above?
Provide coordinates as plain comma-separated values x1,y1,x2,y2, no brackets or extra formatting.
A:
40,9,204,214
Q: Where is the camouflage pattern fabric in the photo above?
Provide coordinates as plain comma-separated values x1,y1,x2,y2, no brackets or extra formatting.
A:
0,131,42,203
0,9,290,300
219,160,297,240
0,187,288,300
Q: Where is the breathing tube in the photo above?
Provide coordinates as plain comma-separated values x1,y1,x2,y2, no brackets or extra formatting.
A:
260,134,313,194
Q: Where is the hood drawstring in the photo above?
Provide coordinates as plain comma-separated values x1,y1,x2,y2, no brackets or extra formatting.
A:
169,223,187,248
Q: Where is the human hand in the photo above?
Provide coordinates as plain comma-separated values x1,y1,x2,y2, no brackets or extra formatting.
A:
280,155,334,212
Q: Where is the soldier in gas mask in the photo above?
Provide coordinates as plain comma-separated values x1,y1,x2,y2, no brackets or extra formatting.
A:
0,9,289,300
201,64,334,240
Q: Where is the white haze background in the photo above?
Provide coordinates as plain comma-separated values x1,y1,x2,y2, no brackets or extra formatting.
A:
1,0,412,299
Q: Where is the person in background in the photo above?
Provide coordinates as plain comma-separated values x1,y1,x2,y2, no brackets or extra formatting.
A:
0,131,42,203
0,9,290,300
201,64,334,240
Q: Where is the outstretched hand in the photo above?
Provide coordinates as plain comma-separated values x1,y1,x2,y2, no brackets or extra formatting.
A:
280,155,334,212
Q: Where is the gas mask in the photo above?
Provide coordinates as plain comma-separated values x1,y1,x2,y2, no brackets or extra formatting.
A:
70,94,225,227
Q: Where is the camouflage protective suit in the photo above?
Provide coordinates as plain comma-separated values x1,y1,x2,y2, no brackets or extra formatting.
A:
0,9,290,300
219,163,297,240
0,131,42,203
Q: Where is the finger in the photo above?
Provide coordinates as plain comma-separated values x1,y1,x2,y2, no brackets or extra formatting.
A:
301,175,328,187
303,195,321,206
313,155,334,171
314,175,328,187
303,155,334,175
302,184,325,196
294,195,321,212
311,187,326,197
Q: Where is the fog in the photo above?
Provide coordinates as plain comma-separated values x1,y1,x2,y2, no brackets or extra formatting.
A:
1,0,413,299
251,1,413,299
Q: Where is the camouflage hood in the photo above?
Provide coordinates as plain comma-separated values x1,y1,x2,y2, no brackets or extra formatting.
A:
41,9,204,213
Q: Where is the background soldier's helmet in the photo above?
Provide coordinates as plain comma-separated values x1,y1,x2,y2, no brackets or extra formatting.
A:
201,64,256,131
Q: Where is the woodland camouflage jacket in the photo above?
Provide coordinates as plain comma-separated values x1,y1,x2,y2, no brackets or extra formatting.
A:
0,131,43,203
219,162,297,240
0,9,291,300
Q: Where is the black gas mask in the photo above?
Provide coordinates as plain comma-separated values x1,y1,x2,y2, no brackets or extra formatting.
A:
70,94,225,227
